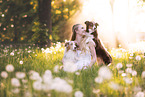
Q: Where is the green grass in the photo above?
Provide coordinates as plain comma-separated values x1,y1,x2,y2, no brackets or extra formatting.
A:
0,43,145,97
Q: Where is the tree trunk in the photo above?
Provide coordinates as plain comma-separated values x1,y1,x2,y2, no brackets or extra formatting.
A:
38,0,52,47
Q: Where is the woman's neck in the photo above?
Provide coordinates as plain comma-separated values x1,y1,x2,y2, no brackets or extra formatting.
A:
75,34,82,45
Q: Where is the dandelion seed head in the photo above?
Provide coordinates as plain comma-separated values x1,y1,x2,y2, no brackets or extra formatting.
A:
11,78,21,87
1,71,8,79
95,76,103,83
19,60,23,64
50,77,72,93
126,64,133,68
11,88,20,94
74,91,83,97
33,81,42,91
98,66,113,80
53,65,59,73
116,63,123,69
136,91,144,97
132,70,137,76
6,64,14,72
16,72,26,79
141,71,145,78
135,55,141,61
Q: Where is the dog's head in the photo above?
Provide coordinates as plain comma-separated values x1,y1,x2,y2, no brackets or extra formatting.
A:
85,21,99,33
65,41,78,51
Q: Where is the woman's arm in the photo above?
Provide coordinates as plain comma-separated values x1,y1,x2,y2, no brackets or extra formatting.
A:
88,42,97,67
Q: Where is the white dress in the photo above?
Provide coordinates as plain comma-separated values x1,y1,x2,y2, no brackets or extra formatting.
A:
75,34,95,70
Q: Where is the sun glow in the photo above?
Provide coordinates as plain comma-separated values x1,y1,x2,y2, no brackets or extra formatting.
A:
71,0,145,49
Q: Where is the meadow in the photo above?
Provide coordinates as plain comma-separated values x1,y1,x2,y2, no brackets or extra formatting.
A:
0,42,145,97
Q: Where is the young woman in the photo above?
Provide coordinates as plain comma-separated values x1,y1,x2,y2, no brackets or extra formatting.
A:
71,24,97,70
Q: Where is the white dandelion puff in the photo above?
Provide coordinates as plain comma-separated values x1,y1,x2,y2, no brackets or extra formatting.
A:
135,91,144,97
74,91,83,97
141,71,145,78
50,77,72,93
126,68,132,74
126,64,133,68
10,52,14,56
1,71,8,79
109,82,122,90
98,66,113,80
122,73,127,77
16,72,26,79
11,88,20,94
116,63,123,69
95,76,103,83
11,78,21,87
53,65,59,73
6,64,14,72
135,55,141,61
19,60,23,64
33,81,42,91
132,70,137,76
123,77,133,84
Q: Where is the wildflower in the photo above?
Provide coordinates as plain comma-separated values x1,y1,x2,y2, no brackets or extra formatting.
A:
74,91,83,97
94,76,103,83
11,88,20,94
116,63,123,69
33,81,42,91
11,78,21,87
51,77,72,93
16,72,26,79
19,60,23,64
98,66,113,80
136,91,144,97
6,64,14,72
126,64,133,68
10,52,14,56
141,71,145,78
1,71,8,79
132,70,137,76
135,55,141,61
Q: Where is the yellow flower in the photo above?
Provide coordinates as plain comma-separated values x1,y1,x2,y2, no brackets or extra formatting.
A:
30,2,33,5
21,37,24,41
56,10,61,14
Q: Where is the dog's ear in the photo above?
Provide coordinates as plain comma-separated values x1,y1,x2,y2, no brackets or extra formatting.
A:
95,23,99,28
85,21,89,25
65,42,69,47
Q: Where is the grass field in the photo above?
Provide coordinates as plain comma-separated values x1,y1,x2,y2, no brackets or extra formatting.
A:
0,42,145,97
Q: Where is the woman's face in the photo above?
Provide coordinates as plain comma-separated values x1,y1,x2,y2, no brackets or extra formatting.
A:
76,25,85,36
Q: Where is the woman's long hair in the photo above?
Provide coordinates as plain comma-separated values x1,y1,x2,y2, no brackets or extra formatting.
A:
71,24,81,41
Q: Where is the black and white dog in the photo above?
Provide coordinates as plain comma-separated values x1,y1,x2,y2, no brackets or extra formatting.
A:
85,21,112,65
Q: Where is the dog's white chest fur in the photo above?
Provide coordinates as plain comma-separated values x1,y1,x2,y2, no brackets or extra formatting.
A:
63,50,77,63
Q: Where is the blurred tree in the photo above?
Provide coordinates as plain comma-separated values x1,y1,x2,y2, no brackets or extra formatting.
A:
0,0,81,44
0,0,36,43
37,0,52,47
